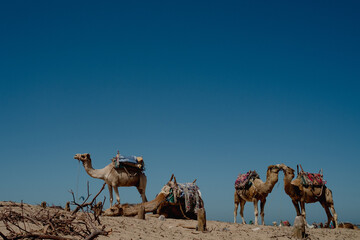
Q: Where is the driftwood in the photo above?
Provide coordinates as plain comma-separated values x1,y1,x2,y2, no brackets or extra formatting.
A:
137,205,145,220
0,183,109,240
65,202,70,212
293,216,306,239
196,208,206,232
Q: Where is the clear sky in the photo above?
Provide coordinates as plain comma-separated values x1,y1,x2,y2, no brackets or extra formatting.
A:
1,0,359,225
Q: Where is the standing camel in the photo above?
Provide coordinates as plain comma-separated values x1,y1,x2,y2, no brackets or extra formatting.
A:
234,164,281,225
280,164,338,228
74,153,147,207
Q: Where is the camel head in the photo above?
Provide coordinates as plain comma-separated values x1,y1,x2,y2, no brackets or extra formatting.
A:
103,203,123,216
74,153,91,163
280,164,295,179
159,174,178,197
159,184,172,196
267,164,282,174
278,163,287,170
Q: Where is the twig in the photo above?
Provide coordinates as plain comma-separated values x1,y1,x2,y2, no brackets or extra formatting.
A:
0,183,109,240
179,225,196,230
84,228,108,240
5,233,75,240
71,183,106,215
0,231,9,240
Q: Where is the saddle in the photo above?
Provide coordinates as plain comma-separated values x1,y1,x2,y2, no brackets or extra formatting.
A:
235,170,259,190
112,151,145,171
162,181,203,220
171,183,202,213
298,164,326,187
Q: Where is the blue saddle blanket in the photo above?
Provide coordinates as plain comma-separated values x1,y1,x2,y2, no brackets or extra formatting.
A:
113,153,144,171
118,155,138,164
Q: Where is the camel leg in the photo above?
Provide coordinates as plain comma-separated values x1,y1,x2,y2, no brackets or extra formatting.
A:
234,191,240,223
320,201,334,228
300,201,306,218
138,174,148,203
113,186,120,204
253,199,259,225
329,203,338,228
137,187,148,203
325,188,338,228
291,200,301,216
300,201,309,226
234,202,239,223
107,184,113,207
260,199,266,226
239,198,246,224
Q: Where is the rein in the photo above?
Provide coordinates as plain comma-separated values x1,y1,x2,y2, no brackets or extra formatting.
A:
76,160,81,200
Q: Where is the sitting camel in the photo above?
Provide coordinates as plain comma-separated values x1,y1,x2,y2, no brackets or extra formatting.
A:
279,164,338,228
104,174,204,220
74,153,147,207
234,164,281,225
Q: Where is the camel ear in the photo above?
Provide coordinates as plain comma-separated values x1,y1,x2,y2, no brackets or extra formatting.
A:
86,153,91,160
192,179,197,184
169,174,174,182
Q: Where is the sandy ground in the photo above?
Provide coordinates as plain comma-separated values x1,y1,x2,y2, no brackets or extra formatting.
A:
98,215,360,240
0,201,359,240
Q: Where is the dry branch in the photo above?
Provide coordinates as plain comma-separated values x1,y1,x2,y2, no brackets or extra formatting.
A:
0,184,109,240
70,182,106,215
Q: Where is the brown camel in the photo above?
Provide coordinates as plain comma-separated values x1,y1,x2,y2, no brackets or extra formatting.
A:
74,153,147,207
234,164,281,225
280,164,338,228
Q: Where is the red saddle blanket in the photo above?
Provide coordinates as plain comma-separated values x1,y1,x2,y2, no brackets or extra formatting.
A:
300,172,326,186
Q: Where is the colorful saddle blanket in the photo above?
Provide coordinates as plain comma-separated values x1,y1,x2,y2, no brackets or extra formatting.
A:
235,170,259,189
166,183,202,213
299,172,326,186
177,183,201,213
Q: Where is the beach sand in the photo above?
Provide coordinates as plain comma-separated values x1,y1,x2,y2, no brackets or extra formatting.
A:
0,201,358,240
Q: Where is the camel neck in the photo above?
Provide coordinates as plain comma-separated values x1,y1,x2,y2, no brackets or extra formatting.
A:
82,160,105,180
283,175,293,192
264,172,279,191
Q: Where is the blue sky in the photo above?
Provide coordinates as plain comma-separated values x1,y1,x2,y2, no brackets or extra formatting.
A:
1,1,359,224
